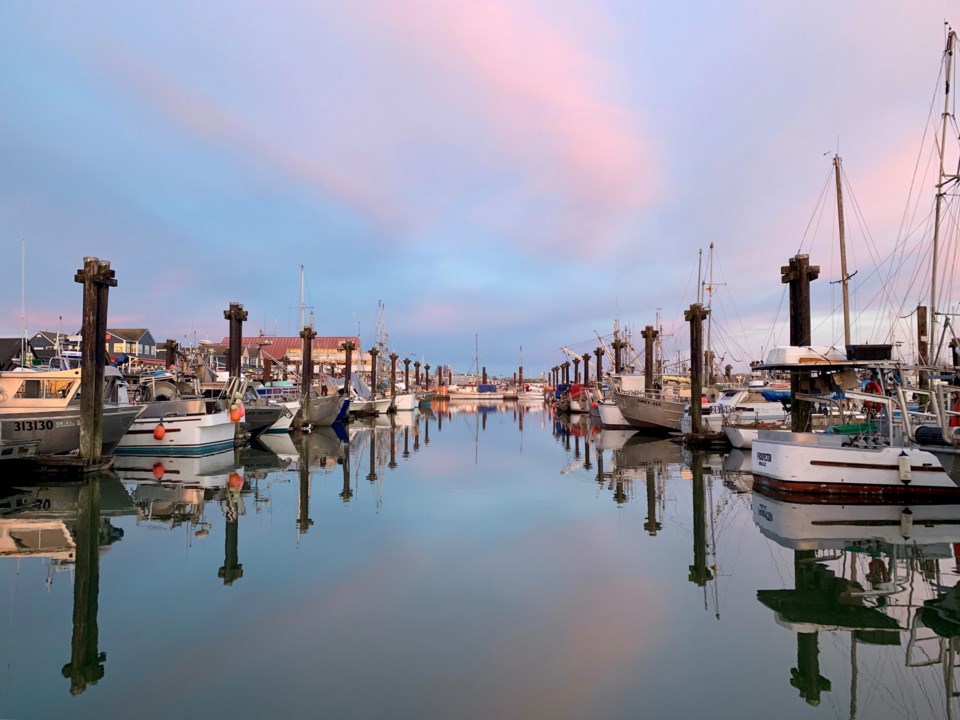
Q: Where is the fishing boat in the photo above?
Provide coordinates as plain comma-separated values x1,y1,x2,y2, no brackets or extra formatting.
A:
116,373,236,456
680,384,789,435
752,30,960,497
0,365,144,461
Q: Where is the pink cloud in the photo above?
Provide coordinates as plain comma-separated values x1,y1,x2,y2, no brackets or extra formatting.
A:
350,0,657,252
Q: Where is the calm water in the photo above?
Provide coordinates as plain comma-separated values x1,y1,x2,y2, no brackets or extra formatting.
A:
1,401,959,719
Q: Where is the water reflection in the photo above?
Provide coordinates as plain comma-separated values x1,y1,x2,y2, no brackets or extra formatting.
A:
754,488,960,715
9,403,960,717
0,476,133,695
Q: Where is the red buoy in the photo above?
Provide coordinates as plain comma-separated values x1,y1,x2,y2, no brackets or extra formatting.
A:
228,472,243,490
153,423,166,440
230,407,242,423
152,462,165,480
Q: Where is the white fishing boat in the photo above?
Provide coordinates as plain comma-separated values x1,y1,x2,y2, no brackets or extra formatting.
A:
391,392,418,412
0,366,144,461
117,373,236,456
680,385,789,435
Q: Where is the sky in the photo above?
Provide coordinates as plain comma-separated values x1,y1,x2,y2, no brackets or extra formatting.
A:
2,1,959,376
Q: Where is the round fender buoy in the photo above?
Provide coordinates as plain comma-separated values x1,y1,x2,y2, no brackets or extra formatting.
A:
230,406,242,423
152,462,165,479
153,423,166,440
228,471,243,490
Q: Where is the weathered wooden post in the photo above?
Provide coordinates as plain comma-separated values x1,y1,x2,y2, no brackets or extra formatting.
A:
369,347,380,397
223,302,247,378
685,304,709,435
74,257,116,466
62,477,103,694
414,360,421,388
342,340,355,395
389,352,399,400
519,364,524,388
403,358,411,391
573,357,581,384
642,325,658,391
165,339,178,370
300,326,317,424
583,353,591,386
562,362,570,384
403,425,410,458
612,337,626,374
595,348,603,382
447,367,452,386
482,367,488,384
782,255,820,432
423,364,431,388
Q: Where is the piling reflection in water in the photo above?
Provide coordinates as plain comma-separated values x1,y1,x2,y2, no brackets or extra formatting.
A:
753,488,960,715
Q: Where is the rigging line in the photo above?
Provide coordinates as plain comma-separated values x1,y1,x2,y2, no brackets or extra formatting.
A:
798,166,836,257
711,248,758,361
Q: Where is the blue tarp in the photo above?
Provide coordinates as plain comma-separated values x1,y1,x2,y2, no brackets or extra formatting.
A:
478,383,498,393
761,389,791,403
555,383,570,400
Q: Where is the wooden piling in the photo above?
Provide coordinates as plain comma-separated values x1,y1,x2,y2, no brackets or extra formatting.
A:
685,304,709,435
641,325,658,390
413,360,421,387
583,353,590,387
223,302,248,378
369,347,380,395
164,339,178,370
782,255,820,432
342,340,355,394
390,352,399,401
74,257,116,466
403,358,411,390
300,326,317,426
573,357,580,384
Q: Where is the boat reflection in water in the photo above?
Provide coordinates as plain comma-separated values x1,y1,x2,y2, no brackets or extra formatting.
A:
753,487,960,714
0,476,133,695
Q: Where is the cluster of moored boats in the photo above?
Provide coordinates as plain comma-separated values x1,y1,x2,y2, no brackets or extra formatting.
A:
0,349,437,465
551,342,960,499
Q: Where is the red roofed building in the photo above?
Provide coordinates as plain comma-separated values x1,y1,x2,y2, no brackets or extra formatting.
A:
220,335,371,375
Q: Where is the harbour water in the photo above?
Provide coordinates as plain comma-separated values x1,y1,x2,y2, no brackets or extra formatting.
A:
1,402,958,719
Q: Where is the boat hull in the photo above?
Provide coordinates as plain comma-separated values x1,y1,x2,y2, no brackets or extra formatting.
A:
392,393,418,412
0,405,144,458
117,407,237,456
752,430,960,497
613,391,685,432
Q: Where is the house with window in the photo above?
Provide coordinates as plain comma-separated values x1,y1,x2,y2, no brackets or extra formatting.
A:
105,329,157,359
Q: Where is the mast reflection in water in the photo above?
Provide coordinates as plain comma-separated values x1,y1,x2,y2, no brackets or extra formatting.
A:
2,403,960,718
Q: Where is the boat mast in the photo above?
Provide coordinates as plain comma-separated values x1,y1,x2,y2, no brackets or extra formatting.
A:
833,155,852,347
299,264,305,331
705,243,715,384
20,240,26,367
931,29,956,366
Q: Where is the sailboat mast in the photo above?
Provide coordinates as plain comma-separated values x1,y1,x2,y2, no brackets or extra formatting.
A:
931,29,956,366
20,240,26,367
833,155,852,347
706,243,714,383
299,264,305,331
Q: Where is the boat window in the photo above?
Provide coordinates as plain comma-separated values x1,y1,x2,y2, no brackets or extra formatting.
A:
13,378,75,399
